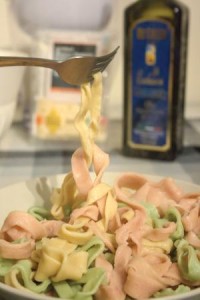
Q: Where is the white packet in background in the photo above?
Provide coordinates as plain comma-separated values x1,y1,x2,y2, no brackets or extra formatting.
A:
29,29,113,142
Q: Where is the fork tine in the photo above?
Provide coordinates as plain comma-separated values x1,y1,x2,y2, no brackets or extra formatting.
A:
95,55,115,68
87,46,119,82
95,46,120,64
92,46,120,73
92,56,115,72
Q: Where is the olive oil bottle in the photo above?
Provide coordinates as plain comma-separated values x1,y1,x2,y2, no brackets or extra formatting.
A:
123,0,189,160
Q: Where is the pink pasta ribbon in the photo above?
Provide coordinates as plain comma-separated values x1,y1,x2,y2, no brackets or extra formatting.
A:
124,253,181,299
71,144,109,197
95,244,132,300
0,211,63,259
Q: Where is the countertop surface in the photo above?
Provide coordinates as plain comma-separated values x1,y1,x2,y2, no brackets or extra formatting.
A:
0,119,199,188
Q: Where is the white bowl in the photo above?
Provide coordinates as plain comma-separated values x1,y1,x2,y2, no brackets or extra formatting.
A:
0,172,200,300
0,49,27,139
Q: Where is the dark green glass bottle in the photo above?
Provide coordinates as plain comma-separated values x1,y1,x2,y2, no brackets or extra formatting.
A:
123,0,189,160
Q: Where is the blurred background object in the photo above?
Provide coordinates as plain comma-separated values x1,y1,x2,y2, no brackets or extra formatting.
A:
123,0,189,161
11,0,113,32
0,0,28,139
8,0,116,143
0,49,27,140
0,49,26,138
0,0,199,151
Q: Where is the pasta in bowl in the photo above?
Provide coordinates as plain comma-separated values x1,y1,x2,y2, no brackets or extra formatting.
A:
0,172,200,300
1,68,200,300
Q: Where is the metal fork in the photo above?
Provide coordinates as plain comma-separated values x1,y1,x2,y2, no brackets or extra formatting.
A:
0,46,119,86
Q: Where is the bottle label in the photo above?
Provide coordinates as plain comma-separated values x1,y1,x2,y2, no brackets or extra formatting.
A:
128,20,174,151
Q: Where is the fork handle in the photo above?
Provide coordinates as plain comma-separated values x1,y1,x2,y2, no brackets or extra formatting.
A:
0,56,58,69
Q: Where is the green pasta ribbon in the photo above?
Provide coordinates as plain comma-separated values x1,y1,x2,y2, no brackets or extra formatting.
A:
140,201,160,220
79,237,105,267
12,237,28,244
177,239,200,281
53,267,105,300
165,207,184,240
104,252,115,265
153,285,191,298
75,267,106,295
28,206,52,221
140,201,168,229
53,281,76,299
8,260,51,293
64,204,73,218
0,258,15,276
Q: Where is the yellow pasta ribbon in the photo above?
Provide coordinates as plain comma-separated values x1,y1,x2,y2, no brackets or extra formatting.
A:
35,238,77,281
142,238,173,254
86,183,111,205
89,72,102,142
121,209,135,222
75,82,92,166
34,237,88,282
58,219,93,245
52,251,88,282
87,183,117,231
51,173,78,220
104,191,118,230
50,73,103,220
74,73,102,167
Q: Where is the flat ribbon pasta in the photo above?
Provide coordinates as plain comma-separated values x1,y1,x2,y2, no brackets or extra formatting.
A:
34,237,88,282
1,70,200,300
5,260,50,293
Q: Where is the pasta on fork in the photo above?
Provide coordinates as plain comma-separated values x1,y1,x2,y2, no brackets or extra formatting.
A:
0,73,200,300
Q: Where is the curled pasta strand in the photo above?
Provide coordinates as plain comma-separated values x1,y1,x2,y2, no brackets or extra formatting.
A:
182,204,199,232
34,237,88,282
0,238,35,259
71,148,94,197
177,239,200,282
186,231,200,249
87,221,115,253
0,257,15,276
80,236,105,267
53,267,105,300
51,173,77,220
5,260,50,293
0,211,63,243
76,267,106,296
59,220,93,245
0,211,46,241
165,207,184,241
28,206,52,221
141,238,173,255
95,244,131,300
86,183,112,205
153,285,191,298
89,72,102,142
115,210,146,253
52,251,88,282
75,82,92,166
70,205,99,224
